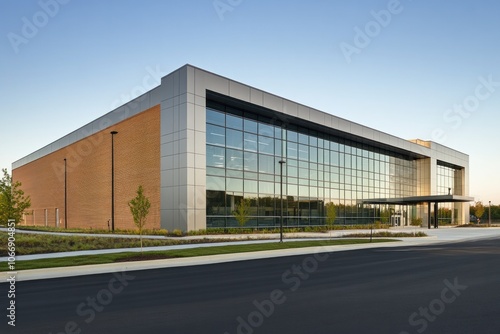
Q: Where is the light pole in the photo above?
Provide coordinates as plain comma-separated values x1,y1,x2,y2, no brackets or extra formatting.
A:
110,131,118,232
489,201,491,227
279,160,286,243
64,158,67,229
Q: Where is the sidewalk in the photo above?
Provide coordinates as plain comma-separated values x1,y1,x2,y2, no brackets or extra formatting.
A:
2,225,430,262
2,227,500,282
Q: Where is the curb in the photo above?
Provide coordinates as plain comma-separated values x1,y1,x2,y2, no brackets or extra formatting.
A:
0,238,439,282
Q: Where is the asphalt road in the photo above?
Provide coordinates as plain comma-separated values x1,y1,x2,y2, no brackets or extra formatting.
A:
2,237,500,334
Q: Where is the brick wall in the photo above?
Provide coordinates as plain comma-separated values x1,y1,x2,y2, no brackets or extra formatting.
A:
12,105,161,230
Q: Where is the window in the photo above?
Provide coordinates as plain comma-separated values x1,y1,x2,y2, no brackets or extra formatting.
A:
298,133,308,145
245,180,258,193
226,114,243,130
299,185,309,197
287,165,298,178
206,124,225,146
298,167,309,179
259,181,274,194
244,152,258,172
207,176,225,191
227,178,243,192
298,144,309,161
287,184,298,196
244,133,258,152
207,109,225,125
206,145,225,168
287,130,298,142
259,135,274,155
310,146,318,163
226,129,243,149
258,123,274,137
274,127,282,139
287,142,298,159
275,139,282,157
244,119,258,134
207,167,225,176
259,154,275,174
226,149,243,170
310,136,318,147
331,151,339,166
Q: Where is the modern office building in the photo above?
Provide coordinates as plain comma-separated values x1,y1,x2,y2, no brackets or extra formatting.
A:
12,64,473,232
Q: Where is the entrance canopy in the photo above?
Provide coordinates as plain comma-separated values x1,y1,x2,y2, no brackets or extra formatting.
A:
358,195,474,205
358,195,474,229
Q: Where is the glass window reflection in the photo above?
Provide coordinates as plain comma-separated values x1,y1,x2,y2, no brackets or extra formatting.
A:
226,149,243,170
287,142,298,159
206,124,225,146
205,106,418,227
206,145,225,168
259,154,275,174
207,109,225,125
258,135,274,155
244,133,258,152
226,129,243,149
226,114,243,130
244,152,258,172
258,123,274,137
244,119,258,134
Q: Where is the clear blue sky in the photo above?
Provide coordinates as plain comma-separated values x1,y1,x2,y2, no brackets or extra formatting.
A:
1,0,499,203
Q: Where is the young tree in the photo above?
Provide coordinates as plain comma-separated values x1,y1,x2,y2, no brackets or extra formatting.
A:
0,168,31,224
325,202,337,238
233,198,251,227
128,185,151,253
380,208,391,225
475,201,485,224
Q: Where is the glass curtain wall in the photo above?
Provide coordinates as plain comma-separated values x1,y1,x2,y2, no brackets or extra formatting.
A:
206,103,417,228
436,163,463,224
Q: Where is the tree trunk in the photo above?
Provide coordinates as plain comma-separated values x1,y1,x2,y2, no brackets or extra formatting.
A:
140,229,143,254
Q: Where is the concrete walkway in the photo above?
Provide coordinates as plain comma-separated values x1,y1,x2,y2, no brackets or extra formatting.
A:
2,225,431,262
3,227,500,281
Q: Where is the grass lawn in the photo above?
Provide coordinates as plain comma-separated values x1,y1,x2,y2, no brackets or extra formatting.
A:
0,233,235,256
2,239,397,271
1,231,425,256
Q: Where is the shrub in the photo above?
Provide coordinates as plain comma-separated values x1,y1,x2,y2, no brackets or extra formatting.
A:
170,229,184,237
187,229,208,236
411,218,423,227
